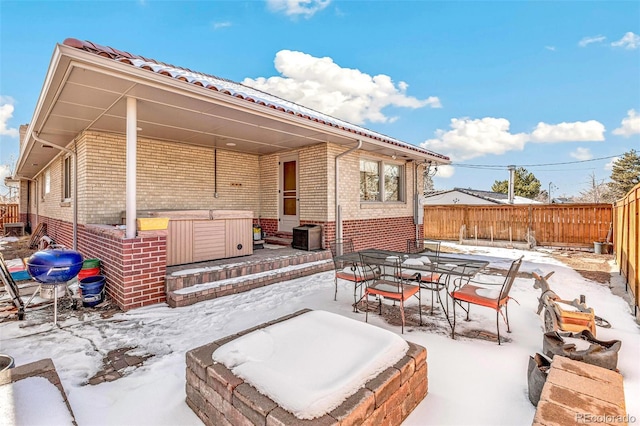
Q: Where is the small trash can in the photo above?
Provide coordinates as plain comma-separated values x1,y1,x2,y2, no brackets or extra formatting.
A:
79,275,106,307
593,241,603,255
253,226,262,241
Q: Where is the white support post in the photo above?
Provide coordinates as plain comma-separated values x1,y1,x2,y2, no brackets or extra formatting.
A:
126,97,137,239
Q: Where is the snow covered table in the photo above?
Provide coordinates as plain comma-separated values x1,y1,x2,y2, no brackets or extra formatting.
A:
186,309,428,425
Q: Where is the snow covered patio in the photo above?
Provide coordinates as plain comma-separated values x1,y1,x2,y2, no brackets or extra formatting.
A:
1,243,639,425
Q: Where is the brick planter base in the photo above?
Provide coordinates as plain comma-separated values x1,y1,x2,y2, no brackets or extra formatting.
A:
185,309,428,425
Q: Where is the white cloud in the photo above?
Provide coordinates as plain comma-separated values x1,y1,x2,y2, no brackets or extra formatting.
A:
420,117,528,161
435,164,455,178
578,35,606,47
266,0,331,18
605,157,620,171
0,164,11,179
530,120,605,143
545,46,556,51
421,117,611,162
570,147,593,161
242,50,440,125
612,109,640,137
0,96,19,138
611,32,640,50
212,21,232,30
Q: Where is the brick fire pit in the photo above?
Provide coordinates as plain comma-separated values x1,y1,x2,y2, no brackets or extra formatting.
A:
186,309,428,425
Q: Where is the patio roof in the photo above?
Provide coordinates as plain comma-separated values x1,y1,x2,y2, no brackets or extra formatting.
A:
16,38,450,179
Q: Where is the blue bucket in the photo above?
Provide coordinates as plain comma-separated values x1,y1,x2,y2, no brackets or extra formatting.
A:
79,275,106,307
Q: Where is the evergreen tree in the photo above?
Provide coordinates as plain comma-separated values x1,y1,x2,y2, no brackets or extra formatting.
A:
491,167,541,199
608,149,640,200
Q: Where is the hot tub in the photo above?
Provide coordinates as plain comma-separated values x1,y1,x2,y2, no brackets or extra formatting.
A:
127,209,253,266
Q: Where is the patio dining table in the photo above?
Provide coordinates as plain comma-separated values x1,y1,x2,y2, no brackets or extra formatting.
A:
333,248,490,325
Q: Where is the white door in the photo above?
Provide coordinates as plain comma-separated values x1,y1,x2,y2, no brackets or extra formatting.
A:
279,155,299,233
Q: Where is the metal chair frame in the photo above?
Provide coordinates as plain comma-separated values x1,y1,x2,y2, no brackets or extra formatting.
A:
329,238,367,312
405,239,445,315
450,256,523,344
358,252,422,333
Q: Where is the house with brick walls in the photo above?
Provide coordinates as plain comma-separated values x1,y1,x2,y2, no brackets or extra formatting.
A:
13,38,450,310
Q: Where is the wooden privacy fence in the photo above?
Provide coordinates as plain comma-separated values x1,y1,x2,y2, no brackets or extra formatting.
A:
613,184,639,316
423,203,613,248
0,204,20,231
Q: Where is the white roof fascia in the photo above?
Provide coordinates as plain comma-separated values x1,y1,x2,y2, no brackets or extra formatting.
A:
58,44,447,163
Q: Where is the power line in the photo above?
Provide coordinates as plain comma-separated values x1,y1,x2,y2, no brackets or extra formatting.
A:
451,154,621,169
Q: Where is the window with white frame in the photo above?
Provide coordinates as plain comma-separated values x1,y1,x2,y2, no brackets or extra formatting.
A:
360,159,404,202
63,156,72,200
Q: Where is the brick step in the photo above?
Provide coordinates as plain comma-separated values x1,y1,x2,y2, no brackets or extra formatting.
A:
165,250,333,308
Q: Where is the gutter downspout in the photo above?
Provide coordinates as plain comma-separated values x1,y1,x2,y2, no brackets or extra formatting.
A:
32,133,78,251
335,139,362,243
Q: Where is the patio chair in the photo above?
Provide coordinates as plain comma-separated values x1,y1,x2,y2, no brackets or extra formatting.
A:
359,252,422,333
402,240,445,315
329,238,370,312
450,256,523,344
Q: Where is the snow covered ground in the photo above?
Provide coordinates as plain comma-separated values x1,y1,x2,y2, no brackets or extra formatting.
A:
1,243,639,425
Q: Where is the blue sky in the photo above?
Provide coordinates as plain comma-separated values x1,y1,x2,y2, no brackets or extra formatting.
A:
1,0,639,198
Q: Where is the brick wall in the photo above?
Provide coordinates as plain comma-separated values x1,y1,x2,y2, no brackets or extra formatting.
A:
27,213,167,310
76,131,262,224
258,154,278,221
35,146,75,225
299,144,329,221
343,216,420,252
78,225,167,310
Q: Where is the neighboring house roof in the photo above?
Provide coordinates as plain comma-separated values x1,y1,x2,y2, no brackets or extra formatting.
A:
423,188,542,204
455,188,542,204
62,38,448,162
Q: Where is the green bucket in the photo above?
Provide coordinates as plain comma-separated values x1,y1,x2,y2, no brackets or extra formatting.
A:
83,258,101,269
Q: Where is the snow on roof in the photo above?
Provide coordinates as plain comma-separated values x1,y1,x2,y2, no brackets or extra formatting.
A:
62,38,449,161
211,310,409,420
430,188,543,204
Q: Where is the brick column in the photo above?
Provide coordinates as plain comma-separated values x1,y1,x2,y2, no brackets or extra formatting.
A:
80,225,167,310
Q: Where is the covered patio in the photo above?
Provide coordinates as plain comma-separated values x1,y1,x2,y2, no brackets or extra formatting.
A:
13,38,449,311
